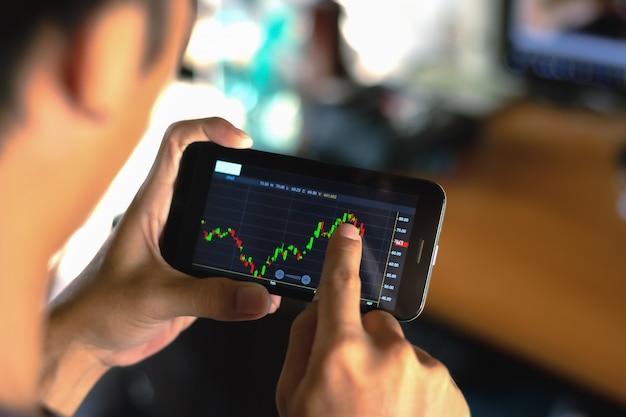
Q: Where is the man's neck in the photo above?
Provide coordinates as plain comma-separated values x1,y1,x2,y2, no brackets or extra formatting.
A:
0,262,46,409
0,143,51,409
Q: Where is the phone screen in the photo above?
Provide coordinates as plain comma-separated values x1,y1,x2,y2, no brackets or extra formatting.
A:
162,142,445,321
190,159,418,312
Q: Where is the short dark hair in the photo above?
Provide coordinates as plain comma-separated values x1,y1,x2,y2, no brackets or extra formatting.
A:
0,0,169,132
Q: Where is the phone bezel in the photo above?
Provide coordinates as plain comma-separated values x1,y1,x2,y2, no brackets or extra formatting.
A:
161,142,445,321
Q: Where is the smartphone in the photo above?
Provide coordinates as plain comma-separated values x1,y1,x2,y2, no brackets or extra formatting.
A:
161,142,445,321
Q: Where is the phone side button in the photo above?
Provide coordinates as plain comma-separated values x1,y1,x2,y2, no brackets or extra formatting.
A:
432,245,439,266
416,239,425,264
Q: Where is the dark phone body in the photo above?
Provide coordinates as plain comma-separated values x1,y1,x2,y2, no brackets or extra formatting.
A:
161,142,445,321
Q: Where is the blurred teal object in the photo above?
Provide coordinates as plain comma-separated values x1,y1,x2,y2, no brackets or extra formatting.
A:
216,1,304,154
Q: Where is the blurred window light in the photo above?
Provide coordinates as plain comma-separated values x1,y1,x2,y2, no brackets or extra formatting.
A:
337,0,457,84
186,2,263,69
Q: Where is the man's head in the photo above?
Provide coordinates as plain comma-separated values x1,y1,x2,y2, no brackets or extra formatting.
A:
0,1,194,405
0,0,194,248
0,0,181,135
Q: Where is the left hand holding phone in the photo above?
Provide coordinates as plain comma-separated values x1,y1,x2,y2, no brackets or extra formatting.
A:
39,118,281,416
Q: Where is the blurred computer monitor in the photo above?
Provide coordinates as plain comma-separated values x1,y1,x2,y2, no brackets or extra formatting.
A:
503,0,626,107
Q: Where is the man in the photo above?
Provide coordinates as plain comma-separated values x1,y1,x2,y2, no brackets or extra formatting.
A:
0,1,469,416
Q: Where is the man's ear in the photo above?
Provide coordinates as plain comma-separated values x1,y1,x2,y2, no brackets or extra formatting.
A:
63,3,148,118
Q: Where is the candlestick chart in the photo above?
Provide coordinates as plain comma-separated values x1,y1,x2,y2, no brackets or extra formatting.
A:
191,175,405,302
201,210,365,278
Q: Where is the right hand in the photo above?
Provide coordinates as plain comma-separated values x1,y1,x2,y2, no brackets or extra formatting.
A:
276,223,470,417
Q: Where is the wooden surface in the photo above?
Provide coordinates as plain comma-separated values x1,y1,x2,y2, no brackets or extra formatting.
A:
425,102,626,404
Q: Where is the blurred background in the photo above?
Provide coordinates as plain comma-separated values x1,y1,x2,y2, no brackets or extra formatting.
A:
52,0,626,416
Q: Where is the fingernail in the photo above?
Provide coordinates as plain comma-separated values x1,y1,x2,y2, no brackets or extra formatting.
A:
239,137,254,149
269,297,281,314
237,286,269,315
238,134,253,148
232,127,253,146
337,223,360,241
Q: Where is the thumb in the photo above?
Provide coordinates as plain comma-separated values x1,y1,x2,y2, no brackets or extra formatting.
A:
164,276,278,321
